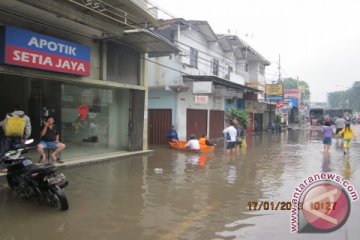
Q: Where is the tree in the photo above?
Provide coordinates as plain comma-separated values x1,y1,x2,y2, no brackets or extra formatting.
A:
349,81,360,112
275,115,281,125
282,78,298,89
226,107,249,128
328,81,360,112
328,91,348,109
282,78,311,101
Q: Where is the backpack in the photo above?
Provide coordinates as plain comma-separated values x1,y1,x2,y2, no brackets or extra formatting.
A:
3,114,26,137
226,132,231,141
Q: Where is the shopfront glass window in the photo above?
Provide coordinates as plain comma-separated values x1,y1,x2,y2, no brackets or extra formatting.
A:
61,84,129,159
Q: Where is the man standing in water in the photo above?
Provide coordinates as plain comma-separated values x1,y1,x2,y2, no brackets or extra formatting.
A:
223,121,237,153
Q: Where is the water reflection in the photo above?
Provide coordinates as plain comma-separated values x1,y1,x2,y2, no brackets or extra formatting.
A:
226,165,237,184
321,152,331,172
343,155,352,180
0,127,359,239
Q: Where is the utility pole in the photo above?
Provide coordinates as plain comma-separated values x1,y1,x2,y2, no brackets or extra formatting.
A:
276,54,285,126
296,76,299,89
278,54,281,83
297,76,302,126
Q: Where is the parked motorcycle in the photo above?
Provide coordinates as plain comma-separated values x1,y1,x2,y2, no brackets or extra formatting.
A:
0,139,69,211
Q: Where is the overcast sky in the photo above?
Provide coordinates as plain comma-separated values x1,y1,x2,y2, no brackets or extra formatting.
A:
151,0,360,102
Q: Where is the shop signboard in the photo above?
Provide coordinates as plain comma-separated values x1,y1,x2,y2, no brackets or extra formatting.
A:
265,84,283,95
266,95,283,101
276,101,284,108
0,25,90,75
245,100,253,111
193,81,212,94
265,84,283,101
284,89,300,99
194,95,208,105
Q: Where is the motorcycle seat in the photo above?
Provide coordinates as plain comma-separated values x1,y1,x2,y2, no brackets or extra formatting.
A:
29,163,56,175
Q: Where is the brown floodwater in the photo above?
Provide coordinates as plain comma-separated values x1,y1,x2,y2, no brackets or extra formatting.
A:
1,126,359,240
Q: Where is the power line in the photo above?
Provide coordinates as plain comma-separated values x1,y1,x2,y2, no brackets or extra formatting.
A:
143,56,190,76
143,1,285,85
176,45,244,74
174,37,249,67
143,0,178,19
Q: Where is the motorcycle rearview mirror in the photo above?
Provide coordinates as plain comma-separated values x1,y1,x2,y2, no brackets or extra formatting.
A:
25,139,34,145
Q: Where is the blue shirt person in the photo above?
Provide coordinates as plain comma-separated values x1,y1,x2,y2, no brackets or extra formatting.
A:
166,125,179,142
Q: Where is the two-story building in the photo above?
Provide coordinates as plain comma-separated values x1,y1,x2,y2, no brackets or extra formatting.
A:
0,0,177,158
147,18,271,143
221,34,274,132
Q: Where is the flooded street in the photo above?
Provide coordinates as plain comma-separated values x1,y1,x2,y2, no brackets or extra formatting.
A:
1,126,360,240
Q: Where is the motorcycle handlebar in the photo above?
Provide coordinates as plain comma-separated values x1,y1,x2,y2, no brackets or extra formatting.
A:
0,145,38,161
19,146,38,154
24,146,38,151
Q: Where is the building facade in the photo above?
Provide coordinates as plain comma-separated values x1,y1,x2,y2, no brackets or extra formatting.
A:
0,0,177,158
220,34,274,133
147,18,272,143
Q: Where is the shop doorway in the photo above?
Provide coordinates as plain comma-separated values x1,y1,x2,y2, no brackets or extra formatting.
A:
0,75,27,121
0,75,61,142
209,110,224,139
28,80,62,142
148,109,172,144
186,109,207,140
254,113,263,132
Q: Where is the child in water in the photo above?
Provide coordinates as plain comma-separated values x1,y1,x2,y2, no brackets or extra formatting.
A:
322,121,333,153
199,133,215,146
336,122,357,155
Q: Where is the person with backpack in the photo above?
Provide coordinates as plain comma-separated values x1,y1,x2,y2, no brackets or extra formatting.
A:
0,105,31,150
0,105,31,172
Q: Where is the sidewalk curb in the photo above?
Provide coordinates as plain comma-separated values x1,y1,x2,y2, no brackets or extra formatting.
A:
0,150,154,178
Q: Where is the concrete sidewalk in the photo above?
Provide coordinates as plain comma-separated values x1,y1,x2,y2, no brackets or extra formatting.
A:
0,149,153,178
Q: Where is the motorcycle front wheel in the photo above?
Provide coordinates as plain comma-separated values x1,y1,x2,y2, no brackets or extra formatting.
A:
50,186,69,211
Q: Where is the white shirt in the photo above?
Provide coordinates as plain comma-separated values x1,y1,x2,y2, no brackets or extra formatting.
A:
223,125,237,142
185,139,200,150
335,118,346,129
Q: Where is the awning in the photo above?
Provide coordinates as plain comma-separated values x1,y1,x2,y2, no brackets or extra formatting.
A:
121,29,179,54
258,100,276,105
183,75,262,93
